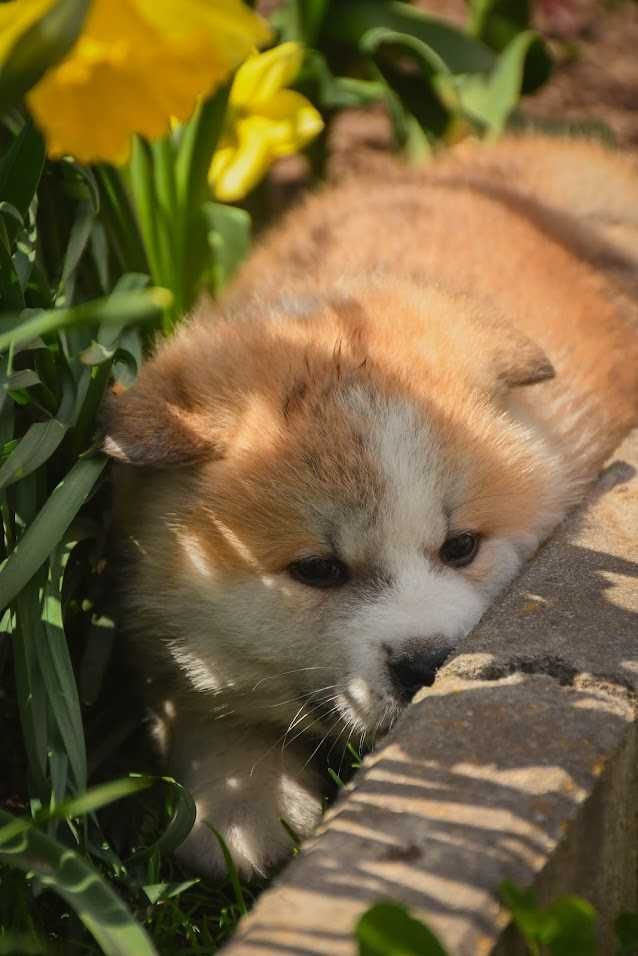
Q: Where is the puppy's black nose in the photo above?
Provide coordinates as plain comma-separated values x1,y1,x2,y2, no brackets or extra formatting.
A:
388,648,450,700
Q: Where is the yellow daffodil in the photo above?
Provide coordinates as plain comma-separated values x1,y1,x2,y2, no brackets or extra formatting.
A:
209,41,324,203
0,0,271,164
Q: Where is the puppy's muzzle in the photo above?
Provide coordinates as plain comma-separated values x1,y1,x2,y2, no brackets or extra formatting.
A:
387,645,451,702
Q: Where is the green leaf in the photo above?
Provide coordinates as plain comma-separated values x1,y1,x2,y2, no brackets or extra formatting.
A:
468,0,530,48
0,0,91,116
129,778,196,863
0,806,158,956
204,202,251,293
456,30,544,136
0,287,172,354
40,536,87,791
541,897,597,956
205,824,248,917
300,52,386,110
173,87,230,317
0,374,74,490
325,1,495,75
0,455,106,612
12,577,50,798
356,902,449,956
0,121,45,224
359,30,452,151
271,0,330,45
142,881,200,905
360,26,451,76
500,882,597,956
0,233,25,309
56,199,98,304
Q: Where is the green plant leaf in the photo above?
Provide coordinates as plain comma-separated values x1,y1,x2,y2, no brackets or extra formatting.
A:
456,30,544,135
299,52,386,110
0,121,45,226
500,882,597,956
56,199,98,304
204,202,251,293
173,87,230,317
0,455,106,612
271,0,330,45
0,373,74,490
40,536,88,791
359,30,452,150
0,287,172,353
468,0,531,48
142,881,200,905
325,1,495,74
541,897,597,956
12,575,50,798
0,807,158,956
356,902,449,956
205,824,248,917
0,0,91,117
129,778,196,863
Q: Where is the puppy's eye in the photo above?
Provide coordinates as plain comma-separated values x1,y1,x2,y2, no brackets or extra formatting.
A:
288,556,350,588
439,532,480,568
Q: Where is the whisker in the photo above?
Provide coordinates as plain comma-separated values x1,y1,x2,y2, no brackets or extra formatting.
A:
250,666,332,693
261,684,339,710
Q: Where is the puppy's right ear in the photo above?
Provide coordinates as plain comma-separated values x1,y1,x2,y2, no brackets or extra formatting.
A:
103,357,223,468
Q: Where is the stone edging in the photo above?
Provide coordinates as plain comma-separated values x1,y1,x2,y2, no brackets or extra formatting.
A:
222,430,638,956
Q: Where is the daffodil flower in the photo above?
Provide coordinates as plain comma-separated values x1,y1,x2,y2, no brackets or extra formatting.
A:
209,41,324,203
0,0,271,164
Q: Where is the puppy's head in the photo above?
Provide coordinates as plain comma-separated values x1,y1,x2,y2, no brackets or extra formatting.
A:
105,279,563,740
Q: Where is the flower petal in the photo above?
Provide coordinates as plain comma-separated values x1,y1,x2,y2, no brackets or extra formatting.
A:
254,89,324,158
209,116,273,202
26,0,272,163
231,41,303,110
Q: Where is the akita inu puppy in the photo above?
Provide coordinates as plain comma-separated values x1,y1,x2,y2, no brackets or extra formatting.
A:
104,136,638,877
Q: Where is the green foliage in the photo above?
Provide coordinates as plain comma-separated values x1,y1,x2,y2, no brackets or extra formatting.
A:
280,0,552,156
500,882,598,956
356,903,448,956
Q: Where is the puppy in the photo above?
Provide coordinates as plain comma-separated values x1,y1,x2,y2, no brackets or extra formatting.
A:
104,136,638,878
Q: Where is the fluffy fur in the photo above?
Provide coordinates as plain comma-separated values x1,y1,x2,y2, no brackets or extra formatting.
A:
104,136,638,877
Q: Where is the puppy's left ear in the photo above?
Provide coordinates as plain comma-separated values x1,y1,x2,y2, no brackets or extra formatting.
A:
102,333,227,467
492,326,555,390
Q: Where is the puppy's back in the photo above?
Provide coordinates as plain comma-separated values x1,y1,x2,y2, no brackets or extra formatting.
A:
233,136,638,466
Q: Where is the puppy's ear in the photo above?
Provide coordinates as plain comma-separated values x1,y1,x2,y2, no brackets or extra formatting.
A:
103,356,223,468
491,325,555,390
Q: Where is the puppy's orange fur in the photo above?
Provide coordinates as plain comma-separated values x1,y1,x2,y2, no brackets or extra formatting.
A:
105,136,638,877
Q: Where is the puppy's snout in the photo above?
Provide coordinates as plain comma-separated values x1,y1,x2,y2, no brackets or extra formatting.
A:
388,646,451,701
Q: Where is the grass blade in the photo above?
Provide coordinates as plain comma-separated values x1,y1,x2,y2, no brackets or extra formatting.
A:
0,807,159,956
205,823,247,916
0,374,74,491
128,777,196,862
0,288,172,354
0,455,106,612
40,537,88,791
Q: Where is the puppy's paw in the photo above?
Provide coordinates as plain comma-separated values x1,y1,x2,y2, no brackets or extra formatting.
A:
171,728,326,878
176,800,317,880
